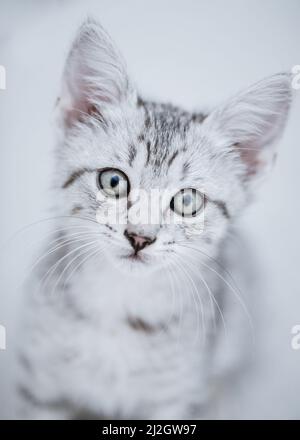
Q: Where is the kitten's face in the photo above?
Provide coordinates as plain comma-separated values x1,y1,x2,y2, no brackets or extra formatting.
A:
56,19,291,275
60,101,239,274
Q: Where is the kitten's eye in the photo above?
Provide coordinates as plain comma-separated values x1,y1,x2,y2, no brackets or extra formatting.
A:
98,168,130,198
170,188,204,217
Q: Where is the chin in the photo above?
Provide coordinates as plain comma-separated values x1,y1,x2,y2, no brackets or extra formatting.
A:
108,249,164,277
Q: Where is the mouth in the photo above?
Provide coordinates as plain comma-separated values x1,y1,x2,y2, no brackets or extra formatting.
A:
120,251,147,264
115,249,163,274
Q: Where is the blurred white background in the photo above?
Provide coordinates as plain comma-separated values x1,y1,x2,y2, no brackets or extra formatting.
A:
0,0,299,419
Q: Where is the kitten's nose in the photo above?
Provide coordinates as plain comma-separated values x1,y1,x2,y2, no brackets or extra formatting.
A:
124,230,156,253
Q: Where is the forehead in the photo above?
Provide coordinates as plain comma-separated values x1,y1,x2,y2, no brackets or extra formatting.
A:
105,100,209,191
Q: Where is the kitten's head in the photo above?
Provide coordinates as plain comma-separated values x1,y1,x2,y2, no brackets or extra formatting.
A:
55,19,292,274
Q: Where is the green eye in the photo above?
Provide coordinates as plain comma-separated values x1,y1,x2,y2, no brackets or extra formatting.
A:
170,188,204,217
98,168,130,198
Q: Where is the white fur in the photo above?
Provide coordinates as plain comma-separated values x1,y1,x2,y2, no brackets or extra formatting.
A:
18,19,292,419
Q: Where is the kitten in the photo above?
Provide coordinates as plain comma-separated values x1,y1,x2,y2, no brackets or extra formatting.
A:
17,18,292,419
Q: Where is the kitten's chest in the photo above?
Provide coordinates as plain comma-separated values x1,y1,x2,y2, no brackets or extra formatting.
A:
67,258,182,328
25,255,216,417
53,264,211,418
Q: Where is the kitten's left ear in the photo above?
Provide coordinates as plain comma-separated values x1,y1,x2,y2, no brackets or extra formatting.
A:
57,18,135,128
204,73,293,178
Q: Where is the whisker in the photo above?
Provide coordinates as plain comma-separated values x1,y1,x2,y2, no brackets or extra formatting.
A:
182,253,227,338
39,240,98,297
177,242,254,341
0,214,100,252
23,233,100,286
160,261,181,341
62,245,107,292
169,260,185,346
50,242,102,297
171,255,205,346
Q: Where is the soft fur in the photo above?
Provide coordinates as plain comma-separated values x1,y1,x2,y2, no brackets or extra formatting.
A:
17,19,292,419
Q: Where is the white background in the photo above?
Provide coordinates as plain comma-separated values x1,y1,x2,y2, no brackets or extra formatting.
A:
0,0,299,418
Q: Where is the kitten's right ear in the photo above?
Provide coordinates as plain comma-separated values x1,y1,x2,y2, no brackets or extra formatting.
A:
57,18,134,128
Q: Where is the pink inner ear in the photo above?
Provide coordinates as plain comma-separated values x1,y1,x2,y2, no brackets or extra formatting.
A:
235,142,277,178
234,143,264,177
58,92,101,129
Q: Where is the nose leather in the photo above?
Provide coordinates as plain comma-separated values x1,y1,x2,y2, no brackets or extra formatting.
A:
124,230,156,253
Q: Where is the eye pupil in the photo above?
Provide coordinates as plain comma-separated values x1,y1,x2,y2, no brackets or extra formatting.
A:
182,194,192,206
110,175,119,188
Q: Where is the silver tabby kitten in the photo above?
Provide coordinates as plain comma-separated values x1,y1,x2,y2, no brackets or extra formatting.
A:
18,19,292,419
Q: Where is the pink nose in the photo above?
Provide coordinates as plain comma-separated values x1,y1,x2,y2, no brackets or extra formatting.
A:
124,230,156,253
